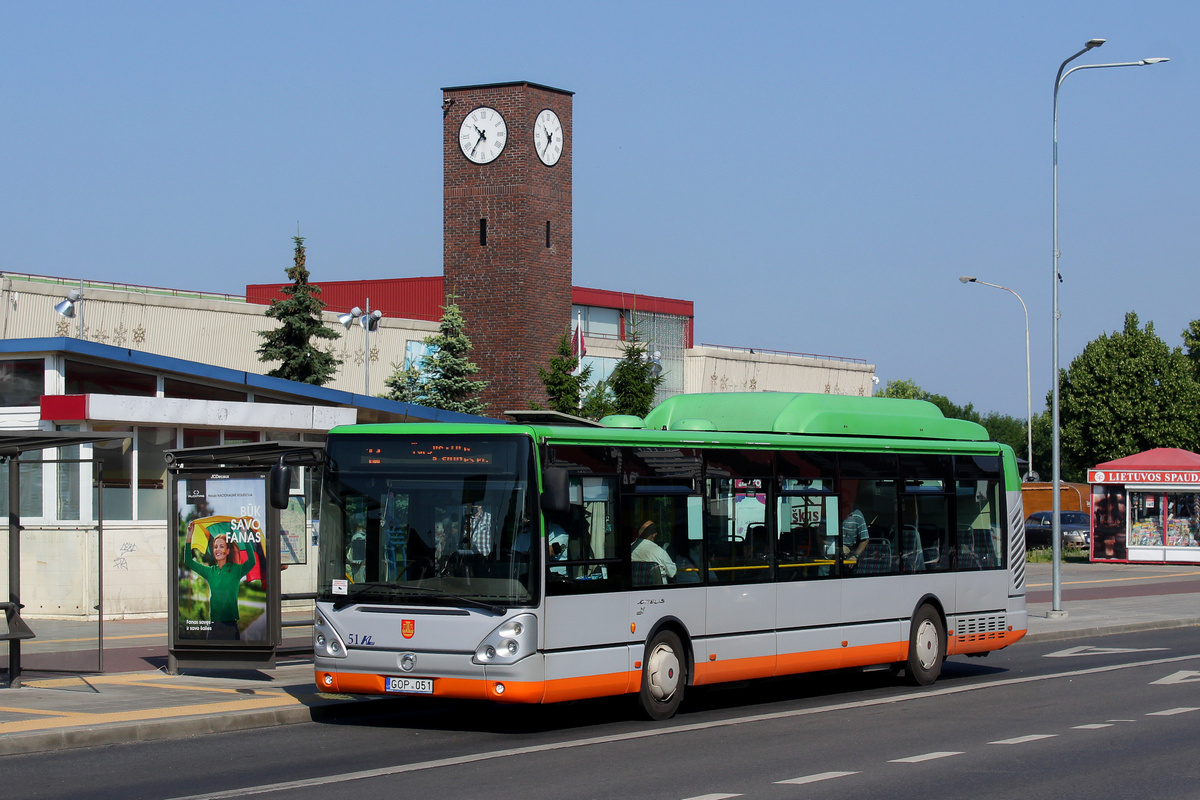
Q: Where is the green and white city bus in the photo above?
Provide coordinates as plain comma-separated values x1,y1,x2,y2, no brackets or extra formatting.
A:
299,392,1027,719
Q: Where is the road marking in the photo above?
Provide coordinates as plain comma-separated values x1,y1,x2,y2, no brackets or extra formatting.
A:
1146,707,1199,716
162,651,1200,800
1027,571,1200,588
989,734,1057,745
683,794,742,799
1045,645,1167,658
1151,670,1200,685
890,752,962,763
1073,724,1113,729
776,772,858,785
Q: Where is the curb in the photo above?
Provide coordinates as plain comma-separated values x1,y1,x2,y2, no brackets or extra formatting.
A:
1024,617,1200,644
0,695,409,757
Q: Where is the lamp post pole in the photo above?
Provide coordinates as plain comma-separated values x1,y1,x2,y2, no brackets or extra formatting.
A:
1051,40,1169,615
960,277,1034,481
338,299,384,395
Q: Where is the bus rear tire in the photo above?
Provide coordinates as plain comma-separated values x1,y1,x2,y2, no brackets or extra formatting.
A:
905,605,945,686
639,630,686,720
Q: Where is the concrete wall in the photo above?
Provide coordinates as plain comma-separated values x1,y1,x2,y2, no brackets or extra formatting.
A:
0,275,438,397
685,345,876,397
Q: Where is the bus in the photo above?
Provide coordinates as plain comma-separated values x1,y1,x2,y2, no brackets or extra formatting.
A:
294,392,1027,720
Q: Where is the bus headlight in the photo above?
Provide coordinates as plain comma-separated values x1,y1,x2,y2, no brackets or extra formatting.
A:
473,613,537,666
314,620,349,659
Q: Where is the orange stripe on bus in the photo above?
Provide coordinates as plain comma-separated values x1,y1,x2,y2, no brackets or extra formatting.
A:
317,630,1026,703
543,671,639,703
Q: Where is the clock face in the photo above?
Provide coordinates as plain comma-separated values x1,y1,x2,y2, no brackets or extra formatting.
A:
458,107,507,164
533,108,564,166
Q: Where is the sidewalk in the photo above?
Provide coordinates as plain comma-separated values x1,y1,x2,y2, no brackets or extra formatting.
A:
1,561,1197,756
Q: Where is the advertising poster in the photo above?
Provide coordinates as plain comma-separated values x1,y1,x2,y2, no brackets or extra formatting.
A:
177,475,269,644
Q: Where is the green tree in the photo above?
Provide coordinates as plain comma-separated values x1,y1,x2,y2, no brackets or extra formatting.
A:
1059,312,1200,480
1030,409,1053,482
538,331,593,414
257,236,341,385
1182,319,1200,378
382,301,488,415
580,379,617,420
608,325,663,418
382,362,422,405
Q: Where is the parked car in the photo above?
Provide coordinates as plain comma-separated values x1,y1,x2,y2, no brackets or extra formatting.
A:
1024,510,1091,548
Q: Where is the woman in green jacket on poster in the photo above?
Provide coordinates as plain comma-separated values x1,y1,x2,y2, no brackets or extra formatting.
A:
185,521,256,640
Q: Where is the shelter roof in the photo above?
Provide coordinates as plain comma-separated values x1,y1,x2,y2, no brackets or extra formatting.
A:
0,430,129,458
0,337,499,425
1093,448,1200,471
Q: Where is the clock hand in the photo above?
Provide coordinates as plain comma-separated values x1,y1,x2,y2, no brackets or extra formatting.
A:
470,127,487,157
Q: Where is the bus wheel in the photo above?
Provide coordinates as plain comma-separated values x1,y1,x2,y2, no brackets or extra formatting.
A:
639,630,686,720
906,605,945,686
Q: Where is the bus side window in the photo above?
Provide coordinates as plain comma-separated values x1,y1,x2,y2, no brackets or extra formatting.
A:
954,455,1005,570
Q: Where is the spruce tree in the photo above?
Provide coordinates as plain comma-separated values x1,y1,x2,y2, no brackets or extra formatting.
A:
383,301,488,414
538,331,593,415
257,236,341,385
608,324,663,418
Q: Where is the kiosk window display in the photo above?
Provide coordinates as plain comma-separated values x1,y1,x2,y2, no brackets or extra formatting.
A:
1088,448,1200,564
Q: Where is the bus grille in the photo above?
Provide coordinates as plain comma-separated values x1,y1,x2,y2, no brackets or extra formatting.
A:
955,613,1007,643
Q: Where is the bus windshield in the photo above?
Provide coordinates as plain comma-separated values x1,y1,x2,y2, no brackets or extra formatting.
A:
318,433,539,608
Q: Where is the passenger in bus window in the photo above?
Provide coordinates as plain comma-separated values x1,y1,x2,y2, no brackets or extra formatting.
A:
632,521,676,584
838,483,870,561
469,503,494,557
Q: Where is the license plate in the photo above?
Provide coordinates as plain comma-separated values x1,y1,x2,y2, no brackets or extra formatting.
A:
385,676,433,694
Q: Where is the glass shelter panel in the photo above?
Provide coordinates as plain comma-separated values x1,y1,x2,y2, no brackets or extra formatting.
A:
92,426,132,520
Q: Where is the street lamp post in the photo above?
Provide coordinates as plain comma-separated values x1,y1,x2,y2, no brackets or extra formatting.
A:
1051,39,1169,615
338,299,384,395
960,276,1034,482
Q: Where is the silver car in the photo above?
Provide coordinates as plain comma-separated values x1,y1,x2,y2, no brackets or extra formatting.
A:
1024,511,1090,548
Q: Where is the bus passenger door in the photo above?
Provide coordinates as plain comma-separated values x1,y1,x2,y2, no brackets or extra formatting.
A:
701,478,777,684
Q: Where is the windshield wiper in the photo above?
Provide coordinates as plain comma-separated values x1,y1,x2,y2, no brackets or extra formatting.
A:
330,582,506,614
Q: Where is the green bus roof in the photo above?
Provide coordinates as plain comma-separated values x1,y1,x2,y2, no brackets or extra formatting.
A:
639,393,989,441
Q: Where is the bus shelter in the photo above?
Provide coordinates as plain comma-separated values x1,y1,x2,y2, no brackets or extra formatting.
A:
2,429,131,686
1088,448,1200,564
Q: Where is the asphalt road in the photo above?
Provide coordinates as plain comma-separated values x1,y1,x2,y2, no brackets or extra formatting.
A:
5,625,1198,800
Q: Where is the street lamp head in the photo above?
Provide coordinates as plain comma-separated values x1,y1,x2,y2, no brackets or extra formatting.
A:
959,276,976,284
1085,38,1106,49
1141,57,1170,65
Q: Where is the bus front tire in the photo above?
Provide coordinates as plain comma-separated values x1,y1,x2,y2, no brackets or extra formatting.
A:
639,630,686,720
905,605,945,686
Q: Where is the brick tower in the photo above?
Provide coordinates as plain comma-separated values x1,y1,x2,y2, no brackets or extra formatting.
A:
442,81,573,415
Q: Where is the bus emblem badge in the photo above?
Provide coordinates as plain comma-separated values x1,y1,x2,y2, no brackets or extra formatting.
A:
401,620,415,639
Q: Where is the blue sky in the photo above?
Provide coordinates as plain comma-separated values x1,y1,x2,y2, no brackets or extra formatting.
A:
3,1,1195,418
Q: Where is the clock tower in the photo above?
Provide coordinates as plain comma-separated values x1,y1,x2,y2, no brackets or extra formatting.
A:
442,81,574,414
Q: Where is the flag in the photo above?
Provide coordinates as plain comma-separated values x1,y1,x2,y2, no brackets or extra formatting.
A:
572,318,587,360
